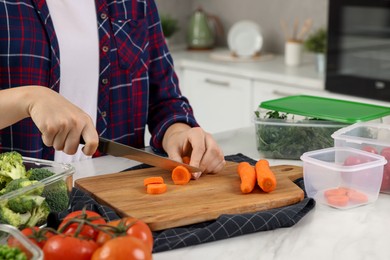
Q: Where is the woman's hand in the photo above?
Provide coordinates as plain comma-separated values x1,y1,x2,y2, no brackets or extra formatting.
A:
162,123,226,179
0,86,98,155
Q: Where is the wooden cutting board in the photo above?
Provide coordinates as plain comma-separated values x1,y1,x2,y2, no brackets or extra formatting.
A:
74,162,304,231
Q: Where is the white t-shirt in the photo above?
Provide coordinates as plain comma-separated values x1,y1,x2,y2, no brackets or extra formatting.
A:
46,0,99,163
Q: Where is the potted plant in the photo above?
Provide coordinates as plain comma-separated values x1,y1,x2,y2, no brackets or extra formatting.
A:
304,28,327,73
160,14,180,45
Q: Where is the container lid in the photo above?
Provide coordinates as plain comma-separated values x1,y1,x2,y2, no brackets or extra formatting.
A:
259,95,390,124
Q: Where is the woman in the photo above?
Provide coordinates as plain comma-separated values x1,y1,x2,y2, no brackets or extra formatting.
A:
0,0,225,177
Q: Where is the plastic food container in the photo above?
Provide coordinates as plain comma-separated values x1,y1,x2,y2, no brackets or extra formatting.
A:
254,109,348,159
0,157,74,229
332,122,390,194
300,147,386,209
0,224,43,260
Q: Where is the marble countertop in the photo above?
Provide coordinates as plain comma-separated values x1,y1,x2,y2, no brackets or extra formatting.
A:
71,127,390,260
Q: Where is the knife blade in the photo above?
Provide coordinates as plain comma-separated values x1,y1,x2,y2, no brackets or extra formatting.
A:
88,137,201,173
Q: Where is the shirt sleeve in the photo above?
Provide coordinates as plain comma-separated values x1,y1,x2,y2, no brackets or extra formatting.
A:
146,0,199,153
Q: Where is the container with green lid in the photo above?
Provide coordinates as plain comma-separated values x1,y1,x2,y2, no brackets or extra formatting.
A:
259,95,390,124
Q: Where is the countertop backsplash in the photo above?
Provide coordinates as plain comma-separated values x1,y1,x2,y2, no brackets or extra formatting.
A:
155,0,328,54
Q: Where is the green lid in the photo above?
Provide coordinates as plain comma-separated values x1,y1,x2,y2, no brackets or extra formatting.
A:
259,95,390,124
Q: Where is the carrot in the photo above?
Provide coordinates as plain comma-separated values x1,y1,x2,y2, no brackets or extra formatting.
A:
326,195,349,207
237,162,256,194
182,156,191,164
347,189,368,204
146,183,167,194
255,159,277,192
143,176,164,186
324,187,348,197
172,165,191,185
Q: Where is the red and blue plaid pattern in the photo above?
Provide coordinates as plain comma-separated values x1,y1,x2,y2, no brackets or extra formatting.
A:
0,0,198,159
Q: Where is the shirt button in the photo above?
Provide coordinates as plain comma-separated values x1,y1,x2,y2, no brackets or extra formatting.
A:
101,111,107,118
100,13,107,20
102,46,109,52
102,78,108,85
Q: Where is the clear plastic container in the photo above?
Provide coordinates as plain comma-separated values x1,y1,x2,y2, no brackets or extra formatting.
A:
0,157,74,228
253,109,348,159
0,224,43,260
300,147,386,209
332,123,390,194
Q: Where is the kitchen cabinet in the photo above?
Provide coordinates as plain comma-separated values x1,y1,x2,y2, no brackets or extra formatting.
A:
180,69,252,133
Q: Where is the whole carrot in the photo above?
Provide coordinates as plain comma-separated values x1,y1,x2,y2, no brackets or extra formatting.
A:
237,162,256,194
255,159,277,192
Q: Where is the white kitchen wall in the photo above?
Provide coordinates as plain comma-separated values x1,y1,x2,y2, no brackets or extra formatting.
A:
155,0,328,54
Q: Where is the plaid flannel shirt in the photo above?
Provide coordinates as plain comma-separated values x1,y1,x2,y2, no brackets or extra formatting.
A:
0,0,197,160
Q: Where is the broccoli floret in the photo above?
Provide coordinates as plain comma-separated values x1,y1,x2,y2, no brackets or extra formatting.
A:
0,151,27,181
0,203,31,227
27,168,55,181
0,244,27,260
43,180,69,212
27,167,69,212
25,200,50,227
4,178,44,195
7,195,45,214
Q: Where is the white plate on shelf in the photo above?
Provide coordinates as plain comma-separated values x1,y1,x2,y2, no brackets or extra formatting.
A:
228,20,263,58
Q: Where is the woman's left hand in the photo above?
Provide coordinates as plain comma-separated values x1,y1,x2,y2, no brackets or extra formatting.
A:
162,123,226,179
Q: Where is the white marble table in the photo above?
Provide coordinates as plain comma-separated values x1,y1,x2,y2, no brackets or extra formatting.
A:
71,127,390,260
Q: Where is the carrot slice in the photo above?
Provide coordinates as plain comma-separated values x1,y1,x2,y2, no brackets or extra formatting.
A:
326,195,349,207
255,159,277,192
172,165,192,185
237,162,256,194
347,189,368,204
182,156,191,164
146,183,167,194
324,187,348,197
143,176,164,186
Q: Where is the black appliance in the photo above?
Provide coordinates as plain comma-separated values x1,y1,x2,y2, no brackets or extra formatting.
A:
326,0,390,102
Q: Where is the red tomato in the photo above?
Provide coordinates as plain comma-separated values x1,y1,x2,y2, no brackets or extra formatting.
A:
96,217,153,252
380,148,390,191
362,145,378,154
91,236,152,260
58,210,106,240
343,156,365,166
43,235,99,260
8,227,55,250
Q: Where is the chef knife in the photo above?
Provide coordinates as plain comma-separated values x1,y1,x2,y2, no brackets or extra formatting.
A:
81,136,201,173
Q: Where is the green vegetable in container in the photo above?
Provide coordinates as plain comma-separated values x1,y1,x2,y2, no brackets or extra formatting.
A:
28,168,70,212
0,244,27,260
254,110,343,159
0,151,27,192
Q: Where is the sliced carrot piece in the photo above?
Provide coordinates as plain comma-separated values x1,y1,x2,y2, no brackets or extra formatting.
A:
324,187,348,197
347,189,368,204
255,159,277,193
143,176,164,186
237,162,256,194
172,165,191,185
182,156,191,164
326,195,349,207
146,183,167,194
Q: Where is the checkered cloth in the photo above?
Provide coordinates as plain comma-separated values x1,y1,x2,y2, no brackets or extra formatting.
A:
48,154,315,253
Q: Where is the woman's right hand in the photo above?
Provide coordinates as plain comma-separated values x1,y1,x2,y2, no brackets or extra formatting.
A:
0,86,98,155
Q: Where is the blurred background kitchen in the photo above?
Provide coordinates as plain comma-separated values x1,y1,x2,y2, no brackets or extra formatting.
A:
152,0,390,137
155,0,327,53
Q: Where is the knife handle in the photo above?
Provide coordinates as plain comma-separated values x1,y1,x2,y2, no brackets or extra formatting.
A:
79,136,107,154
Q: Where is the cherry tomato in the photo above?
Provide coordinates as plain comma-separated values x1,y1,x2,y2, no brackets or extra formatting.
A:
43,235,99,260
362,145,378,154
91,236,152,260
380,148,390,191
58,210,106,240
343,156,365,166
96,217,153,252
8,227,55,249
